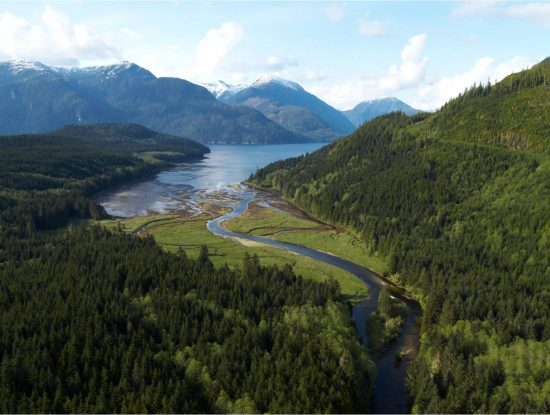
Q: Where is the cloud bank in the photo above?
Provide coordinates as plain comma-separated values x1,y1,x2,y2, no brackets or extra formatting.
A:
0,7,120,66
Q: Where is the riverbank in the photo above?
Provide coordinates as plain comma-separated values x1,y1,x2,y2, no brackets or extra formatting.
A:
207,186,422,414
98,199,368,300
224,198,390,277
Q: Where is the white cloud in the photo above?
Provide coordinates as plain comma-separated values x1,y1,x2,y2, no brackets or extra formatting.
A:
120,27,141,42
306,34,531,112
453,1,550,28
308,34,428,109
414,55,532,110
503,3,550,28
0,7,119,66
379,33,427,90
259,55,298,71
358,18,389,37
324,4,345,22
452,1,500,17
195,22,243,75
221,54,307,84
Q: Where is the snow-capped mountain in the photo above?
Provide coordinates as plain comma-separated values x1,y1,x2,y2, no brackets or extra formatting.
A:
207,76,355,142
202,80,246,100
0,61,308,144
343,97,419,127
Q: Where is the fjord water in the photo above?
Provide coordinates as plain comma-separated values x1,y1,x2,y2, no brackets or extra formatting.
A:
99,143,325,217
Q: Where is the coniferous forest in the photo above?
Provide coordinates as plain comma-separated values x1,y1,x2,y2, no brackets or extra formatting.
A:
1,36,550,414
251,60,550,413
0,126,374,412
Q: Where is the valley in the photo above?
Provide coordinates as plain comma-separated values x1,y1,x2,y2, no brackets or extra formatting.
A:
95,144,425,413
0,4,549,412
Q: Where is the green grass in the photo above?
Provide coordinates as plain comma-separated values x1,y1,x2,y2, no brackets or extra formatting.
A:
225,204,389,276
227,205,321,236
274,230,389,276
99,211,368,300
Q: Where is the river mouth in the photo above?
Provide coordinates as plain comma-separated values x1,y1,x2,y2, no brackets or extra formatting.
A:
98,145,421,414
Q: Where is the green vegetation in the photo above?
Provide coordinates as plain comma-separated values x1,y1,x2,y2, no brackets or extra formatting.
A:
0,124,207,237
53,123,209,159
101,211,369,299
251,58,550,412
225,202,389,275
412,58,550,153
0,227,374,413
409,320,550,413
0,126,375,412
366,289,406,356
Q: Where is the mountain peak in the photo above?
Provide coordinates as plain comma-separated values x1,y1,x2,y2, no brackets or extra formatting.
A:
344,97,418,127
203,80,246,98
251,75,304,91
77,61,150,77
2,60,52,74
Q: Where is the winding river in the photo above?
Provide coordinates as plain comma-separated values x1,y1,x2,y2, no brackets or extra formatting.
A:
99,144,422,414
207,189,422,414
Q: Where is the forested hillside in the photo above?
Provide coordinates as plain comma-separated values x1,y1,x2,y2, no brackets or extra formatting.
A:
251,59,550,412
0,127,374,412
414,58,550,153
0,124,207,235
53,123,209,159
0,228,373,413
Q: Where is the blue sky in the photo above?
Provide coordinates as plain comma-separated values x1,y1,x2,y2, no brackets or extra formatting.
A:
0,1,549,110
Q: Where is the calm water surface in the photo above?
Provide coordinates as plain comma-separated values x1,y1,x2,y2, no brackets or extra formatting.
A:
99,143,325,217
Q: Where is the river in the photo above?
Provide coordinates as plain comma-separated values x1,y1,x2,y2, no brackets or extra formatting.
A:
99,143,421,413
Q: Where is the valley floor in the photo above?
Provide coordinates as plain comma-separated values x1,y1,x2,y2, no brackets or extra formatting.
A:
99,197,371,300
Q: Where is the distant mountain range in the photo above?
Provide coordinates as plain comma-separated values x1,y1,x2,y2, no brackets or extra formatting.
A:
343,97,419,127
205,77,355,142
0,60,422,145
204,78,420,141
0,61,307,144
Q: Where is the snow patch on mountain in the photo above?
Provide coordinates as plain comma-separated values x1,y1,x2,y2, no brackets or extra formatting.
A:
250,75,303,91
3,60,50,74
203,80,246,98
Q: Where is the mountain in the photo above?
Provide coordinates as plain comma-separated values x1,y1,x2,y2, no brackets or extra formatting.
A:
0,61,308,144
343,97,419,127
203,80,245,101
250,59,550,413
205,76,356,142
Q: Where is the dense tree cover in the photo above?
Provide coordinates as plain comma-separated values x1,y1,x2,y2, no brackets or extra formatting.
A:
251,59,550,412
0,228,374,413
414,58,550,153
408,320,550,413
0,127,375,412
0,124,209,237
366,289,406,356
0,132,162,238
53,123,209,159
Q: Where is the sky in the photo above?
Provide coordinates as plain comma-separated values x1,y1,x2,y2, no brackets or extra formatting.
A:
0,1,549,110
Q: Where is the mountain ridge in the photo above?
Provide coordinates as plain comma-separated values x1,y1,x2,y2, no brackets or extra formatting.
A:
205,76,355,142
0,60,308,144
343,97,419,127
